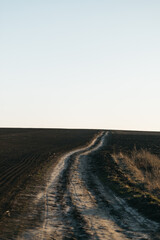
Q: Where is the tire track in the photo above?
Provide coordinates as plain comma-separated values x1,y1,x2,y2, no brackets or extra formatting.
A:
40,133,105,239
18,132,159,240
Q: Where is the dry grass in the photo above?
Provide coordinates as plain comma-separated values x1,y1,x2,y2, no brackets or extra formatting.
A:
112,148,160,198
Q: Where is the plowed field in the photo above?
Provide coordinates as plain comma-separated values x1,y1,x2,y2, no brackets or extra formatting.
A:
0,129,160,239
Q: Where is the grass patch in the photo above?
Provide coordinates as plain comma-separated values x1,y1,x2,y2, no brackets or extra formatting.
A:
91,131,160,223
112,148,160,198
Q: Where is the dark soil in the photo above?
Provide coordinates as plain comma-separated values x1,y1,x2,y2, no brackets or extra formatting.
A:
0,128,99,221
91,130,160,223
1,128,160,239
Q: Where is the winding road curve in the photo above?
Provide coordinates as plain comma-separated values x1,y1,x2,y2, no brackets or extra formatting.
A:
19,131,159,240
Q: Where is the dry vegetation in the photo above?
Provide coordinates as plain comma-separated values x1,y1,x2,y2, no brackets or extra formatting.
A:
91,130,160,223
1,128,160,237
112,147,160,198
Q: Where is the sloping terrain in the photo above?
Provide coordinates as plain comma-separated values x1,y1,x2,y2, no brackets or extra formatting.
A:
0,128,98,237
16,131,159,240
0,129,160,239
91,131,160,238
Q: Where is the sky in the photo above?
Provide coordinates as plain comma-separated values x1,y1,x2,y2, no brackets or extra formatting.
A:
0,0,160,131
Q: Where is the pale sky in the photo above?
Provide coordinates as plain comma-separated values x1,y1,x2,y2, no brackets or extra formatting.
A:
0,1,160,131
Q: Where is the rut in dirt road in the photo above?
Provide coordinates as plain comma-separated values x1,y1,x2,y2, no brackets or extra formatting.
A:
19,131,159,240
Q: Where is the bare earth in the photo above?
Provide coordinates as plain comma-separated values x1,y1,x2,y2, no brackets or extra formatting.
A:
16,131,159,240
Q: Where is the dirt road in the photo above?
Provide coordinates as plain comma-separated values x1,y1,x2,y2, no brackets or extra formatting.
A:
18,131,159,240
